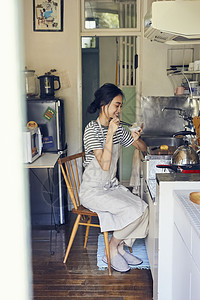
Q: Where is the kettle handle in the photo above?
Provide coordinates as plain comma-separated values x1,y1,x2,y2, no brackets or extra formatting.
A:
53,76,61,91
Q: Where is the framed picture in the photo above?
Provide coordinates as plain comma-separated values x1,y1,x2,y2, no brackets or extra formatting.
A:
33,0,63,32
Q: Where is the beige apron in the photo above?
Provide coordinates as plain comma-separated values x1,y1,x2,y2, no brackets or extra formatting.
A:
80,118,148,232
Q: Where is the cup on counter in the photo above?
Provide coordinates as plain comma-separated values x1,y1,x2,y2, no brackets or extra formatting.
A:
175,86,184,95
194,60,200,71
188,62,194,71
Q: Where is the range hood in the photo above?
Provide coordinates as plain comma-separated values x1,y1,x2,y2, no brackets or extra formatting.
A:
144,1,200,45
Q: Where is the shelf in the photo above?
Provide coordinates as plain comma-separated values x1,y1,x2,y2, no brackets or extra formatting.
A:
167,70,200,76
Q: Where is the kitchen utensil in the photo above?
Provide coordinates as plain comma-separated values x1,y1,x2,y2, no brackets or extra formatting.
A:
173,130,196,139
190,192,200,204
156,164,200,173
171,144,199,165
24,67,39,98
193,116,200,146
120,120,132,126
38,74,61,98
129,122,144,132
172,130,199,165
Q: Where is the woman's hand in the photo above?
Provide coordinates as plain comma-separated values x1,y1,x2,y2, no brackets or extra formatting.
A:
131,124,147,152
108,117,120,135
131,123,143,141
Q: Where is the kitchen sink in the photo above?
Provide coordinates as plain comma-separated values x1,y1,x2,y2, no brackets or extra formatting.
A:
141,135,184,147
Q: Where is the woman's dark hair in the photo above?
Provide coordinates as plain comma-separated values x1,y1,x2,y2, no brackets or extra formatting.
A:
87,83,124,114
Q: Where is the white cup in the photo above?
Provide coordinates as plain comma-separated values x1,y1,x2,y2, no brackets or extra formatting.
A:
189,62,194,71
194,60,200,71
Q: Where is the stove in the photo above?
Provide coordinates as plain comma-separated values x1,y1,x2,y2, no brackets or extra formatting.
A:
148,146,177,156
141,150,173,202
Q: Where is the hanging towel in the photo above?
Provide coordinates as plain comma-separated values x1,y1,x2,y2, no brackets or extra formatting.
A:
129,149,141,195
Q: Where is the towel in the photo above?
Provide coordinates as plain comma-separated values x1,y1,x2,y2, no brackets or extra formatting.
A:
129,149,141,195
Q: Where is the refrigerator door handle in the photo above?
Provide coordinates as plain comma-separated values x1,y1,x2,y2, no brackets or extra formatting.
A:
56,101,60,150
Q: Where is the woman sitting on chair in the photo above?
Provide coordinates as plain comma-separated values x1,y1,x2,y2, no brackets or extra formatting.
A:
80,83,149,273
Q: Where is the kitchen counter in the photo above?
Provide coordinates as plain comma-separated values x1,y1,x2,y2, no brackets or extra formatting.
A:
157,173,200,182
151,175,200,300
147,173,200,203
172,190,200,300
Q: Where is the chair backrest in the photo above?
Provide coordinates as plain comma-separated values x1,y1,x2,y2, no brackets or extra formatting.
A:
58,152,85,210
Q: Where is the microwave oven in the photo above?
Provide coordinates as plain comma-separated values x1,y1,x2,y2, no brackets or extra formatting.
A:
23,127,43,163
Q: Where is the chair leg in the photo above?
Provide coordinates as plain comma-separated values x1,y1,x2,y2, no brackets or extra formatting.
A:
63,214,81,264
103,231,111,276
84,216,92,248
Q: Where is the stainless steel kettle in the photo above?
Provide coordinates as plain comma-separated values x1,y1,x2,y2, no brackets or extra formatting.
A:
171,142,199,165
172,131,199,165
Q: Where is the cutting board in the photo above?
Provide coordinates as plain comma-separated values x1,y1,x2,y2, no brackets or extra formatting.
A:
190,192,200,205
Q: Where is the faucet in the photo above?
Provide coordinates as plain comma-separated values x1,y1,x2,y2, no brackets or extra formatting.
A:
162,107,194,131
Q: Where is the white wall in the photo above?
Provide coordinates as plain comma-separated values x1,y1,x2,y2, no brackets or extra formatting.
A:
141,38,174,96
23,0,82,155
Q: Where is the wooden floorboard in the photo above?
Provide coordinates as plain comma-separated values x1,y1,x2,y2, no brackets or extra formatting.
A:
31,212,153,299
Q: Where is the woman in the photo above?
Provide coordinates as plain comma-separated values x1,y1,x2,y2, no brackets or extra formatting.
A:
80,83,149,272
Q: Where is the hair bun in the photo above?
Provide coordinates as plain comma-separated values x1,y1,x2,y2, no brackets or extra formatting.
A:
87,101,97,114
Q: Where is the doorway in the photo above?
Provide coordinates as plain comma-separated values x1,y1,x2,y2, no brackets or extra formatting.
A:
82,36,118,133
81,35,138,184
82,37,99,133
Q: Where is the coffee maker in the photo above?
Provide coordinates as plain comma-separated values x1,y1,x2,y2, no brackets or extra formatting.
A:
38,73,61,98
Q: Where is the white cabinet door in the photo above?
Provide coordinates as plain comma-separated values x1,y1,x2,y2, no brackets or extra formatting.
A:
145,189,155,279
191,259,200,300
172,224,191,300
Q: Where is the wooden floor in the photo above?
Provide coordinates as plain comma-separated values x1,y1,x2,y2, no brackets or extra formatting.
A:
31,213,153,300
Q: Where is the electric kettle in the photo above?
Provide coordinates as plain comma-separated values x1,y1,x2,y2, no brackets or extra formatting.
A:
38,74,61,98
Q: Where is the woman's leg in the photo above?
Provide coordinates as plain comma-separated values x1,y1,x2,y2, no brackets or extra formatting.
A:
113,207,149,247
108,236,122,259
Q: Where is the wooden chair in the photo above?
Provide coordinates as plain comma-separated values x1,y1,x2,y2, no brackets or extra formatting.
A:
58,152,111,275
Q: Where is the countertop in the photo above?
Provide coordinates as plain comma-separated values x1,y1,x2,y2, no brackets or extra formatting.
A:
174,190,200,238
156,173,200,183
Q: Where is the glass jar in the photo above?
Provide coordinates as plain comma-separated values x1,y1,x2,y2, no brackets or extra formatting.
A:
24,67,39,98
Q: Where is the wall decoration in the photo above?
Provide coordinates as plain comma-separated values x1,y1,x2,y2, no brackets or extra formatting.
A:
33,0,63,32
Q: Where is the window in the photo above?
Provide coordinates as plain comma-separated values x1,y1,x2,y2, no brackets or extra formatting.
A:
82,0,139,33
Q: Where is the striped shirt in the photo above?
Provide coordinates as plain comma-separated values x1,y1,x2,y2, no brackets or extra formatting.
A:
83,120,134,167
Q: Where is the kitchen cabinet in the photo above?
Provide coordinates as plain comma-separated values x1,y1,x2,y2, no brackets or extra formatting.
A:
153,175,200,300
140,153,171,283
172,224,191,300
143,179,156,280
172,191,200,300
191,258,200,300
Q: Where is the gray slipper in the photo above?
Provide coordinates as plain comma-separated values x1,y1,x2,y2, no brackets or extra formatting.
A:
102,254,130,272
121,251,143,266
